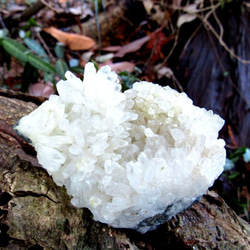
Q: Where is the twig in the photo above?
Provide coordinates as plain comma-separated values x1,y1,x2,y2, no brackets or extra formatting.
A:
197,5,250,64
144,30,160,70
162,28,179,64
95,0,101,56
170,1,222,14
227,125,238,148
39,0,60,14
0,13,6,29
202,18,250,64
210,0,224,44
171,0,249,64
180,22,203,60
206,28,248,105
172,73,184,93
36,29,55,62
17,0,45,22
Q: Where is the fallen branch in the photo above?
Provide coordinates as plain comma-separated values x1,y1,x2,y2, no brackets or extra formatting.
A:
0,90,249,249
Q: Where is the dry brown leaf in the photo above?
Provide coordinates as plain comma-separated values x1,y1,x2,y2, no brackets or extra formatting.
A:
98,61,135,73
102,46,122,52
114,36,150,58
29,82,55,98
108,62,135,73
43,27,96,50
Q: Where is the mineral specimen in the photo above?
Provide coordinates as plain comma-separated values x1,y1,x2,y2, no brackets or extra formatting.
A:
14,63,226,233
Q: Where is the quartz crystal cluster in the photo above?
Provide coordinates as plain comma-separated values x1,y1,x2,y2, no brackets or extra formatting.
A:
15,62,226,233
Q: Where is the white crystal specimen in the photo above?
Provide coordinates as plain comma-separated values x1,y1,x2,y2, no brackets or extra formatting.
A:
15,62,226,233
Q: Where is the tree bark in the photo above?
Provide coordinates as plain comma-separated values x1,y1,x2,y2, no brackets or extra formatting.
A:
0,89,249,249
171,2,250,148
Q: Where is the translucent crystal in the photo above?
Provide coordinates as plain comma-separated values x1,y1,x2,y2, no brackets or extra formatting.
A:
14,63,226,233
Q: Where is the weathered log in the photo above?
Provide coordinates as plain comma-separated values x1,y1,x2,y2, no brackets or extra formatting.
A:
0,90,249,249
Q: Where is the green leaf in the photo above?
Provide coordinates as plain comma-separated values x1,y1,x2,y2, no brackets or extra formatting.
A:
28,17,39,27
227,171,239,180
2,37,29,62
70,66,84,74
228,146,247,162
55,59,69,79
21,17,39,31
44,72,55,83
54,43,65,59
27,53,56,73
119,71,139,92
24,37,49,62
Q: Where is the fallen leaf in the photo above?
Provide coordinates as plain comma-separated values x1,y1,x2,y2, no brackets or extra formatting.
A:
95,53,114,63
143,0,154,14
9,5,26,12
68,4,93,19
98,61,135,73
145,30,174,62
177,13,197,27
81,51,94,63
154,65,174,79
29,82,55,98
102,46,122,52
43,27,96,50
114,36,150,58
108,62,135,73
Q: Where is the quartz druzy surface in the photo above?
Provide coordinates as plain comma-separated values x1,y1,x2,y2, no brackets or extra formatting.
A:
15,63,226,233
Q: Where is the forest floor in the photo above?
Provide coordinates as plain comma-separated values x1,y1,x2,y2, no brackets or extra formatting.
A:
0,0,249,222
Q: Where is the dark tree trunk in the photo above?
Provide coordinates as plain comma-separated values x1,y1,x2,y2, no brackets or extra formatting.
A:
171,2,250,148
0,89,249,249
